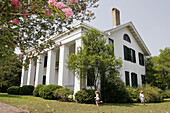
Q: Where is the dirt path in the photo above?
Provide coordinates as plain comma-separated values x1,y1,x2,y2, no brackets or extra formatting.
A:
0,102,30,113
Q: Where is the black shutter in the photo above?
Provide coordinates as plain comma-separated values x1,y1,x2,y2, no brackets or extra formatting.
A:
125,71,130,86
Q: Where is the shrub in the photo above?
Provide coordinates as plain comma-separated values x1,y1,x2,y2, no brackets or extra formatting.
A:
75,89,95,104
19,85,34,95
126,87,140,102
161,90,170,98
33,84,44,97
53,88,74,102
7,86,20,95
101,77,131,103
142,84,163,103
39,84,62,99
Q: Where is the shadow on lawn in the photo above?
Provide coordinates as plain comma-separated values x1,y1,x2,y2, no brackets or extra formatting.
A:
99,102,139,107
0,93,23,99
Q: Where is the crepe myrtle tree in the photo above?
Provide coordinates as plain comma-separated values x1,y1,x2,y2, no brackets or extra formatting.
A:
0,0,99,68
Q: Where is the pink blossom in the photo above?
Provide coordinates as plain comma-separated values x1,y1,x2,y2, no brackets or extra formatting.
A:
54,2,65,9
44,9,51,17
48,0,56,5
12,18,19,24
60,42,62,46
62,8,73,18
30,3,39,12
67,0,78,4
11,0,21,9
22,10,28,17
20,55,24,58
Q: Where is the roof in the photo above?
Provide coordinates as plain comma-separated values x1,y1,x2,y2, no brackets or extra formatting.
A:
50,22,151,56
104,22,151,56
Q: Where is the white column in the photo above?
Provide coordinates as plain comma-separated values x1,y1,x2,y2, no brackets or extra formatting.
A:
58,45,69,87
20,59,28,87
46,49,56,85
27,60,35,85
74,39,82,94
34,54,45,87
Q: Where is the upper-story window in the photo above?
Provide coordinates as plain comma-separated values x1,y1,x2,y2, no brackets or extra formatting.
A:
123,34,131,43
139,52,145,66
109,38,114,44
44,56,48,67
124,45,136,63
108,38,114,51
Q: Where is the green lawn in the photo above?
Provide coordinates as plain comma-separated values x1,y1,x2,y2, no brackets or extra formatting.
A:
0,93,170,113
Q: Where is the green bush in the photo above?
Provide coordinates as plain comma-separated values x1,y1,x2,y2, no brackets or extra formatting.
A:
53,88,74,102
141,84,163,103
126,87,140,102
161,90,170,98
19,85,34,95
33,84,44,97
39,84,62,99
75,89,95,104
101,77,131,103
7,86,20,95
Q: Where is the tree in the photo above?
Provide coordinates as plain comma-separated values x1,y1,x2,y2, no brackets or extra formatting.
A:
0,54,22,92
0,0,99,67
66,29,122,91
145,47,170,90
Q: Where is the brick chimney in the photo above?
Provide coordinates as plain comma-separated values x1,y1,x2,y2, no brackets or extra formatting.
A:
112,8,120,27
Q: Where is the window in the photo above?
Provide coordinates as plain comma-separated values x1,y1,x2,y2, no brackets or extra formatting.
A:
123,34,131,43
125,71,130,86
131,73,138,87
44,56,47,67
141,75,146,84
109,38,114,44
87,68,95,86
139,52,144,66
43,76,46,85
124,46,136,63
108,38,114,51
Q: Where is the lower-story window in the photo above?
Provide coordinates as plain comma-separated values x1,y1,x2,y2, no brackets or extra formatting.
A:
131,73,138,87
43,76,46,85
125,71,130,86
141,75,146,84
87,68,95,86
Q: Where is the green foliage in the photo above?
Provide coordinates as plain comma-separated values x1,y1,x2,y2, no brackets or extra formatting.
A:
126,87,140,102
101,77,131,103
66,29,122,90
145,47,170,90
75,89,95,104
33,84,44,97
161,90,170,98
53,88,74,102
0,0,99,67
19,85,34,95
39,85,62,99
0,55,22,93
7,86,20,95
140,84,163,103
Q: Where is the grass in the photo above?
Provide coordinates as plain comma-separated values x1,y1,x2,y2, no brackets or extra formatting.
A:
0,93,170,113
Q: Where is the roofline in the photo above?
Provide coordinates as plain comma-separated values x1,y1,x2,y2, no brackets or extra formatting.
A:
49,22,104,41
104,22,151,56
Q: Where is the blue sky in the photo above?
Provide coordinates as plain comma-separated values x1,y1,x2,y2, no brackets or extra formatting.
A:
86,0,170,56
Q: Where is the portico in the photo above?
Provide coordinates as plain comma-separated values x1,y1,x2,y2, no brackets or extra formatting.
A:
20,25,84,93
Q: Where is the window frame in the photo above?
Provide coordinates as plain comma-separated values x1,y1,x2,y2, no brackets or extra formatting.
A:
123,34,131,43
125,71,130,86
139,52,145,66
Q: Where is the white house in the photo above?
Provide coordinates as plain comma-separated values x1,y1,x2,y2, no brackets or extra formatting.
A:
20,8,151,94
